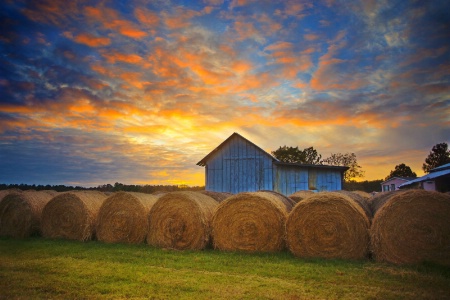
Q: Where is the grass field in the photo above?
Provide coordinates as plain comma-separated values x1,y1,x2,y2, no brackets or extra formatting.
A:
1,238,450,299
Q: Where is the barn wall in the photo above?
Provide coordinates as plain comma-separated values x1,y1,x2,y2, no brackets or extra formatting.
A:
274,165,342,195
205,135,274,193
273,165,308,195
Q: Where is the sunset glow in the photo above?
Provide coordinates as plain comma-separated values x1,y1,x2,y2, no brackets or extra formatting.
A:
1,0,449,187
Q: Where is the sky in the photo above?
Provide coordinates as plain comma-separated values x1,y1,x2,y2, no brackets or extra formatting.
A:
1,0,449,187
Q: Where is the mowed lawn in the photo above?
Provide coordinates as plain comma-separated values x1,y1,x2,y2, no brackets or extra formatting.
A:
1,238,449,299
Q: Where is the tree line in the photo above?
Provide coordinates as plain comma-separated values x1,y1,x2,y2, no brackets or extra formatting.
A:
0,183,204,194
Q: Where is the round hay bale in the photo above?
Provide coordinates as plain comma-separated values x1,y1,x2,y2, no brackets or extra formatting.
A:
286,192,370,259
352,190,371,200
369,190,408,216
288,190,315,203
212,191,289,253
371,190,450,265
0,189,22,202
38,190,59,197
96,192,158,244
146,191,218,250
258,190,295,212
0,189,22,210
198,191,233,203
333,190,372,220
0,191,55,238
41,191,106,241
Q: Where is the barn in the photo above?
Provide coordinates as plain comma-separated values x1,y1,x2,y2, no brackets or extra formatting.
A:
197,133,348,195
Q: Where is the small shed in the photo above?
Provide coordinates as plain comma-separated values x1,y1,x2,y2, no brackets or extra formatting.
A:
197,133,348,195
399,163,450,192
380,177,415,192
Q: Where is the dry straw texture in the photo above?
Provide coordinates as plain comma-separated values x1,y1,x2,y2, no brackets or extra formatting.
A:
198,191,233,203
258,190,295,212
368,190,408,216
212,191,289,253
288,190,315,203
0,189,21,204
286,192,370,259
41,191,106,241
96,192,159,244
352,190,371,200
333,190,373,220
371,190,450,265
0,191,55,238
146,191,218,250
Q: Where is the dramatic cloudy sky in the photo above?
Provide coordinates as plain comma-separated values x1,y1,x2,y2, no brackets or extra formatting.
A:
1,0,449,187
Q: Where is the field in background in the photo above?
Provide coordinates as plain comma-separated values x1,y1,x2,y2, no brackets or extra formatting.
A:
1,238,450,299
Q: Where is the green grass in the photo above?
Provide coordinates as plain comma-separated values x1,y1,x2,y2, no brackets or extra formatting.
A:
1,238,450,299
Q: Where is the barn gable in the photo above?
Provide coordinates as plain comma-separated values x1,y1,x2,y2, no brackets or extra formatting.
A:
197,133,348,195
197,133,275,193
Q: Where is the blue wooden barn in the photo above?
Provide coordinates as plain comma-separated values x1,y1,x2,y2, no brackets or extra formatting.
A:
197,132,348,195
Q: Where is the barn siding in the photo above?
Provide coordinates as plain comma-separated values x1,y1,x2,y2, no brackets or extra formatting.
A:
275,165,308,195
274,165,342,195
204,134,274,194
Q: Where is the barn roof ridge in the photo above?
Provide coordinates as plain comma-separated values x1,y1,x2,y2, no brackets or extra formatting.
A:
196,132,277,167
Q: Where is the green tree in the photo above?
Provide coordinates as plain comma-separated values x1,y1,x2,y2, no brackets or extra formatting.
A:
271,146,322,164
343,179,383,192
385,163,417,181
301,147,322,165
422,142,450,173
322,152,364,182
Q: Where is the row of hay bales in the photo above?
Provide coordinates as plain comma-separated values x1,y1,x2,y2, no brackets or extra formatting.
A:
1,188,449,266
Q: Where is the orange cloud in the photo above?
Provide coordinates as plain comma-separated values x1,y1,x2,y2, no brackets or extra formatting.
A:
265,43,313,79
107,19,147,39
258,14,282,35
68,98,96,115
203,6,214,14
134,7,160,27
73,33,111,47
234,20,261,41
304,33,319,41
119,72,150,89
90,64,109,76
84,5,147,39
285,1,307,16
0,103,34,114
101,50,143,64
163,7,200,30
232,60,252,74
233,72,276,92
230,0,251,8
264,42,293,51
310,58,367,90
194,66,233,85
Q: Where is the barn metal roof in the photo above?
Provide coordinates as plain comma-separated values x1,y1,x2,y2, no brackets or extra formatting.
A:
398,165,450,188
